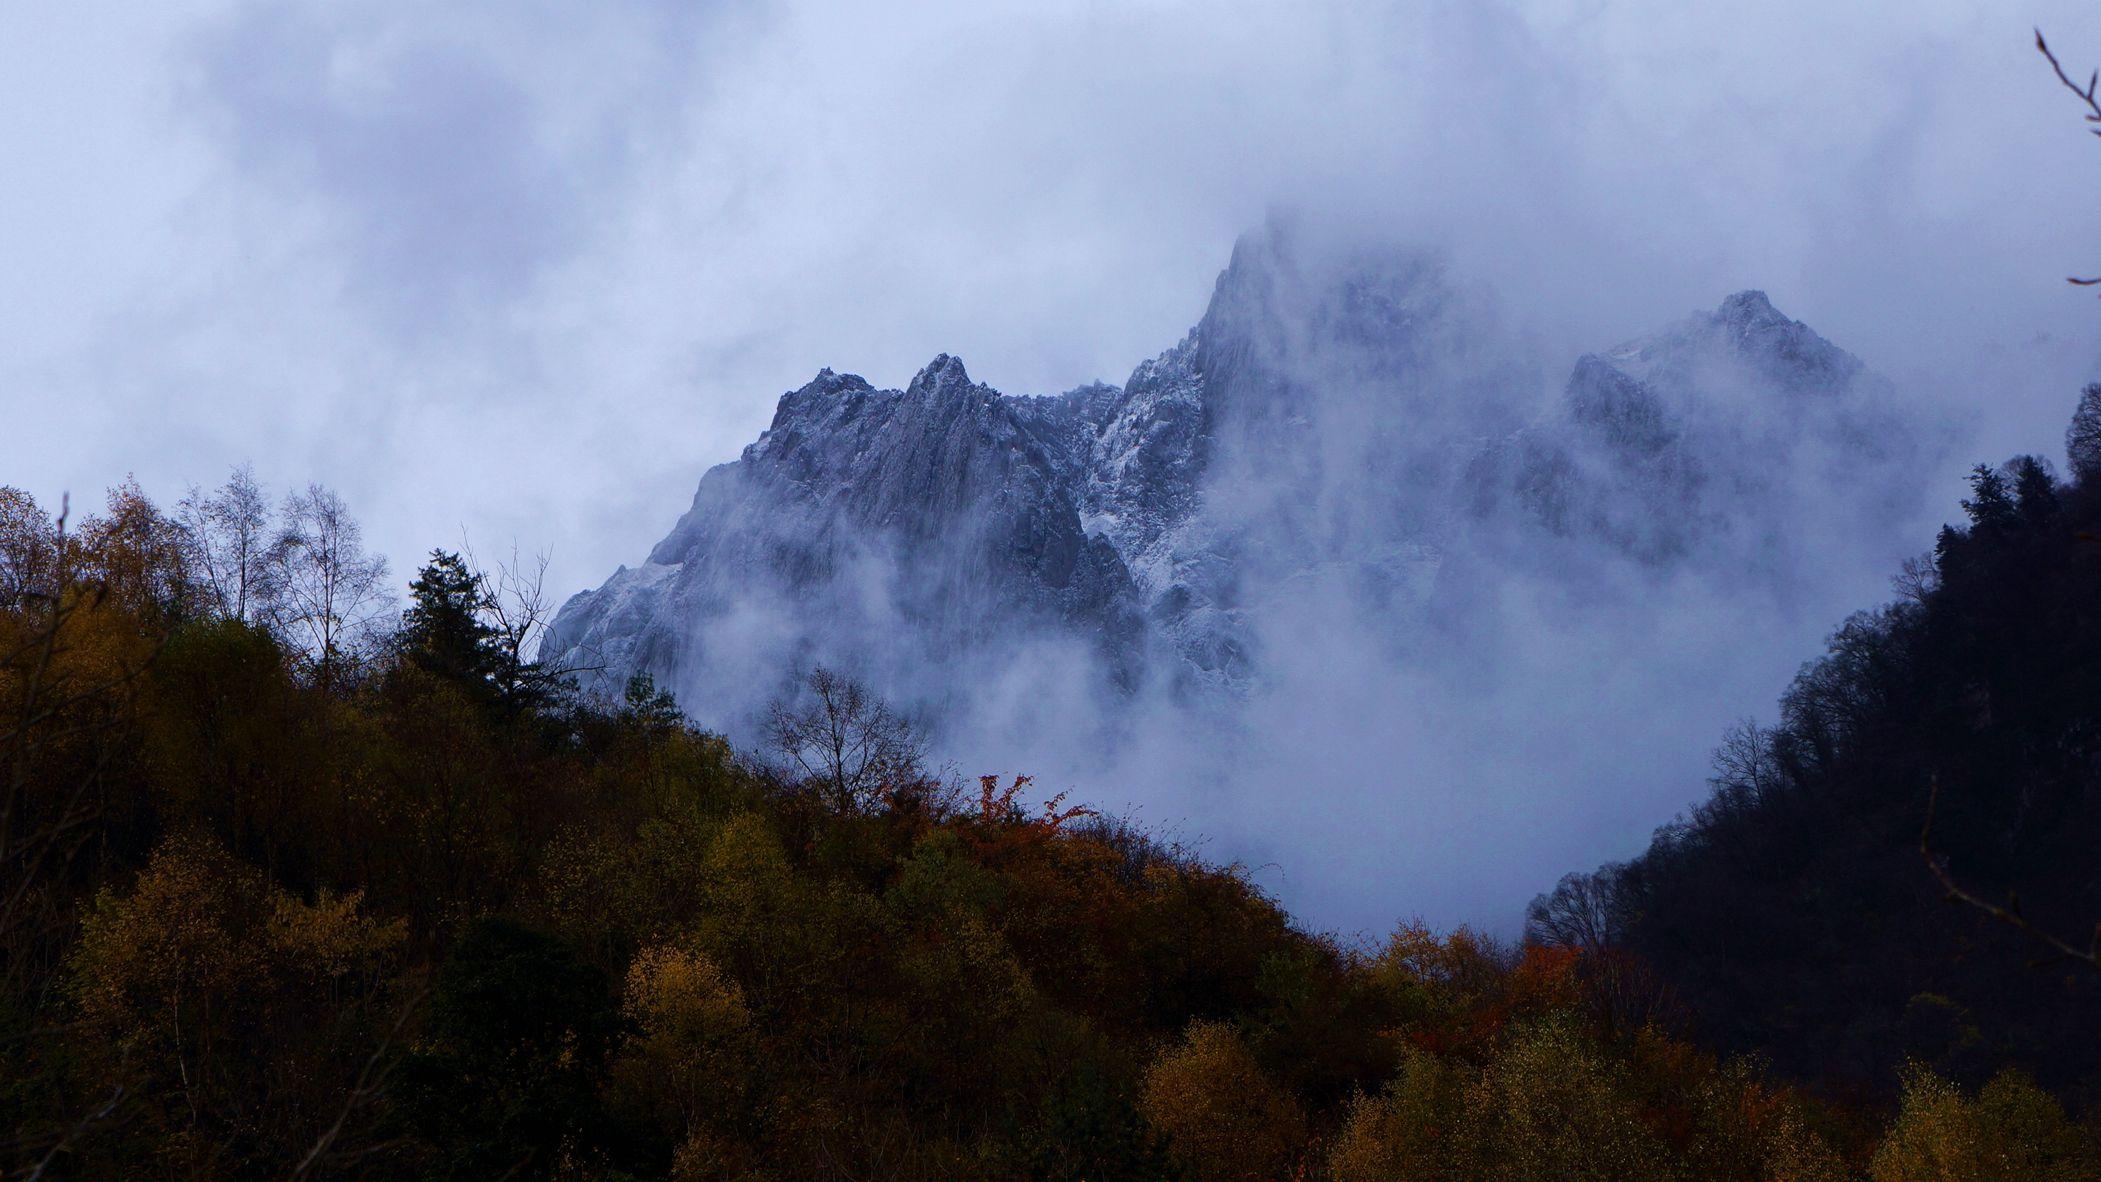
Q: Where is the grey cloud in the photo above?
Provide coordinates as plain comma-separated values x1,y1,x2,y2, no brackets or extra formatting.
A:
198,15,581,326
183,2,740,333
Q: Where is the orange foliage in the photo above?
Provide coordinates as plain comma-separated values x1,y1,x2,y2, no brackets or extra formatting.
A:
950,773,1098,862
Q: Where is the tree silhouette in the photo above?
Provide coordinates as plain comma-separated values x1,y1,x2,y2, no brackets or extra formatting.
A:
765,666,922,812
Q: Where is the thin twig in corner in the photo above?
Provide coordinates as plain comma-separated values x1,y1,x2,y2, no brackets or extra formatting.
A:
1921,776,2101,970
2036,29,2101,289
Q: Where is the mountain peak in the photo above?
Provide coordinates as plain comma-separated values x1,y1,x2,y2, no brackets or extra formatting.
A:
800,366,870,394
908,353,973,397
1708,290,1861,393
1717,290,1784,328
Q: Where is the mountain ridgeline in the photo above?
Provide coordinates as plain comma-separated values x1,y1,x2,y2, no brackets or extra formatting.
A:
542,224,1935,741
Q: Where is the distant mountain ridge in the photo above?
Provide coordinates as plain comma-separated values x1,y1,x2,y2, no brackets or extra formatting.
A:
542,225,1934,733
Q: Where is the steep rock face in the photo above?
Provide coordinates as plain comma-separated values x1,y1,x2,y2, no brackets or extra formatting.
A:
543,228,1936,728
1072,229,1527,687
1469,289,1919,571
544,356,1145,717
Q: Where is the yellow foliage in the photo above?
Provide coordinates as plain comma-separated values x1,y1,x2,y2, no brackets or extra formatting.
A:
612,944,759,1165
71,833,270,1036
0,484,59,606
71,833,401,1047
1329,1049,1464,1181
1334,1026,1848,1182
1758,1106,1852,1182
624,943,753,1049
669,1127,771,1182
267,887,405,980
1870,1066,2098,1182
1139,1020,1306,1182
78,477,193,621
1453,1017,1671,1181
533,812,719,946
703,812,795,913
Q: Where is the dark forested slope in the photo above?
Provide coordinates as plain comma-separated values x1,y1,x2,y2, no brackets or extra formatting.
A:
1544,386,2101,1104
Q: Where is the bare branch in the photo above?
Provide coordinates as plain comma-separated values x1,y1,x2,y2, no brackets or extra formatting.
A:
288,989,422,1181
1921,777,2100,971
21,1081,125,1182
765,667,923,812
2036,29,2101,288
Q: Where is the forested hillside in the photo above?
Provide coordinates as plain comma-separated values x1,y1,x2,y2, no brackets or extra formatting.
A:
5,436,2100,1178
1539,384,2101,1110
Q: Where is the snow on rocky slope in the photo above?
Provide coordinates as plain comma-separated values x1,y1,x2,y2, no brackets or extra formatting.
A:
541,224,1935,733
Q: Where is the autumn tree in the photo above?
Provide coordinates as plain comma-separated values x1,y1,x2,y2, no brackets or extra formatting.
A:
1329,1050,1463,1181
1138,1020,1306,1182
607,943,759,1169
0,486,60,609
0,490,160,986
66,832,404,1173
80,478,195,623
1870,1066,2099,1181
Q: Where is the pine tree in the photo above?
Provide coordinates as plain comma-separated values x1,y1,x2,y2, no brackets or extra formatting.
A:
621,672,685,731
1960,464,2016,534
2011,455,2060,525
402,550,497,689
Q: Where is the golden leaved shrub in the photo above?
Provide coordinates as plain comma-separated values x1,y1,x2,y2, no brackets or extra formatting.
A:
1139,1019,1306,1182
1870,1066,2099,1182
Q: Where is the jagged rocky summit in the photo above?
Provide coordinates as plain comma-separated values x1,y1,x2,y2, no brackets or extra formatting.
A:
542,225,1932,732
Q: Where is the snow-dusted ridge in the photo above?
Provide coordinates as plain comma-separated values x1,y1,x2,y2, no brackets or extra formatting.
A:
542,225,1938,736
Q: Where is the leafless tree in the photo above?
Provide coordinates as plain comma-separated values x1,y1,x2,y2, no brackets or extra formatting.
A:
175,464,278,624
766,667,923,812
1525,868,1620,957
269,484,391,691
1892,553,1939,606
463,539,570,710
1710,720,1785,802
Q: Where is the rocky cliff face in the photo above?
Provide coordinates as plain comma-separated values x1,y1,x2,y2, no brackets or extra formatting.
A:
541,225,1935,732
542,354,1147,716
1468,288,1919,578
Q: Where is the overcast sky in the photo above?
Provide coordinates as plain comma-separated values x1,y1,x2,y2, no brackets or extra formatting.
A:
5,1,2100,605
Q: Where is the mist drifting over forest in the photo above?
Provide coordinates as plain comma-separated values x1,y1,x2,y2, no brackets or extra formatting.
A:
539,216,1953,935
8,2,2101,935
